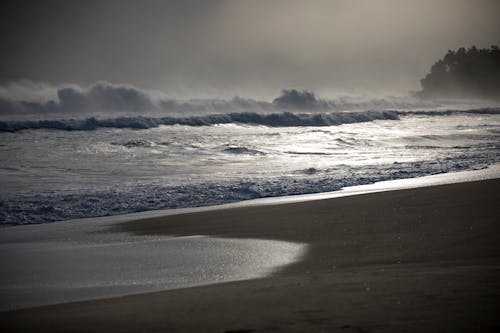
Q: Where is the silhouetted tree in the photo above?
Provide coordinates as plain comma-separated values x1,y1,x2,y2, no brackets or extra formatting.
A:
418,45,500,99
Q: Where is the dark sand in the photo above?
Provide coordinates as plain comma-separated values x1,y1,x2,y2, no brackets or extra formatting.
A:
2,179,500,332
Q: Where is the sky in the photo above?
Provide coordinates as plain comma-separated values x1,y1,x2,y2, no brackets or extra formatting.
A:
1,0,499,99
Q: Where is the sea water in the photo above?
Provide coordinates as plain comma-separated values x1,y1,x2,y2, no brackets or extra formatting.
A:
0,218,306,311
1,96,499,310
1,102,499,225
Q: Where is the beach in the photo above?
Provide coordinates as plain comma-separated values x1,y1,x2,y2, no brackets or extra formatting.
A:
1,178,499,332
1,2,499,332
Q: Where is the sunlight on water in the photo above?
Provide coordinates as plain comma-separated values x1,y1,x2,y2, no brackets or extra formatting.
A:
0,221,306,311
0,110,499,224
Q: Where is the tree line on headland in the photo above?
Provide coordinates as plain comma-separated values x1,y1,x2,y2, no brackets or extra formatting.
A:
417,45,500,100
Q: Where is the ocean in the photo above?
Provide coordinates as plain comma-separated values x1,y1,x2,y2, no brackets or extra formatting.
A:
1,98,499,225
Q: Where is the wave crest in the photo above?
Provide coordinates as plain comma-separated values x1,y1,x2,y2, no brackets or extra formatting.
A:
0,111,400,132
2,107,498,132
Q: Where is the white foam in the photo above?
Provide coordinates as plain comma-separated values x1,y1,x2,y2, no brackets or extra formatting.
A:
41,163,500,226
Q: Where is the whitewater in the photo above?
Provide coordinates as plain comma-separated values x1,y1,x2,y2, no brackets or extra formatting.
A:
0,87,499,225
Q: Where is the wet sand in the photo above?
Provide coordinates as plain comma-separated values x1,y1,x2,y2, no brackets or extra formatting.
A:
1,179,500,332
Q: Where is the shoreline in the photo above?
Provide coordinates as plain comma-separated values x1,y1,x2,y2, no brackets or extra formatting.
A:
2,178,500,332
3,163,499,229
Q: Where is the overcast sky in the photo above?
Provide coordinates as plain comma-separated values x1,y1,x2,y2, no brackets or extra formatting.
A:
1,0,499,99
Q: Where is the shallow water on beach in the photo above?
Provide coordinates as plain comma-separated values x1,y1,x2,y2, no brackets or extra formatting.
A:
0,220,306,311
0,165,498,312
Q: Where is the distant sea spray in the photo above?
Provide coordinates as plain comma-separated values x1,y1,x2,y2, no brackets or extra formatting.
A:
0,82,440,115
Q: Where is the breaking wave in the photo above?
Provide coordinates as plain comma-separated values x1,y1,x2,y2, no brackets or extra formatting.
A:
2,108,499,132
1,155,496,225
404,108,500,116
0,111,401,132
